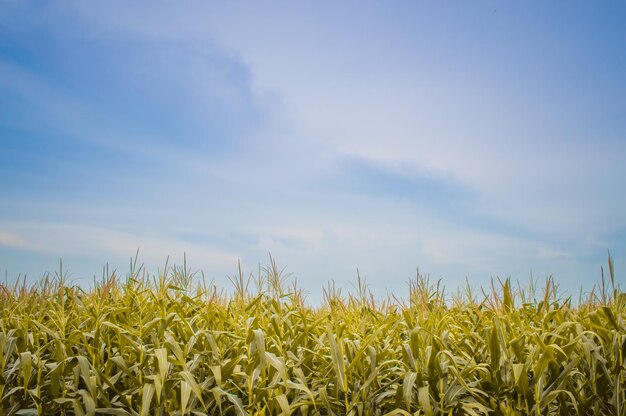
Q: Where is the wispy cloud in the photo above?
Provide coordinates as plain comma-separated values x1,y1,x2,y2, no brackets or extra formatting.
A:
0,221,239,279
1,2,624,298
0,229,33,250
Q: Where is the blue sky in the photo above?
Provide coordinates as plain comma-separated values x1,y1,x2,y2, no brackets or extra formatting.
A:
1,1,625,302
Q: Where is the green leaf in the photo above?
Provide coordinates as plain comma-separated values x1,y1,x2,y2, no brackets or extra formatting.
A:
140,383,155,416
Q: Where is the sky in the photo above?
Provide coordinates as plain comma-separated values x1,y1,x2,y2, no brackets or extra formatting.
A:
1,1,625,303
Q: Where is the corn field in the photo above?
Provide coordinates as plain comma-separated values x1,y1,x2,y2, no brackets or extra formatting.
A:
1,256,625,415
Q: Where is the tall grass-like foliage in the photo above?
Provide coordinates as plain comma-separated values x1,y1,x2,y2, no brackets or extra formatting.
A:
0,255,624,415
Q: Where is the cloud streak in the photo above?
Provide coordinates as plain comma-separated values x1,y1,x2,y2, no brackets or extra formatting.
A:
1,2,625,300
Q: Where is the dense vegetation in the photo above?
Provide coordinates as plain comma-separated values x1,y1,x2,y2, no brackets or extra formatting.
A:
0,256,624,415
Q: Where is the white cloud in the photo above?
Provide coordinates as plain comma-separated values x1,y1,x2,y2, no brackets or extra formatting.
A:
0,222,239,277
1,2,622,299
0,229,33,250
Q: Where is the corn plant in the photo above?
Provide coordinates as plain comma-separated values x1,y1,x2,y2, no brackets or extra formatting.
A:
0,255,624,415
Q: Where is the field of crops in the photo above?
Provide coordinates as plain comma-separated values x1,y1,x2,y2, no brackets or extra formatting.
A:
1,257,624,416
